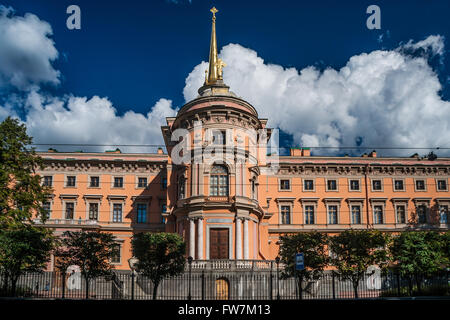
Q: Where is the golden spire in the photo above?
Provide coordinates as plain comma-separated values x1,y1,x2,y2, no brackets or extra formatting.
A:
206,6,225,85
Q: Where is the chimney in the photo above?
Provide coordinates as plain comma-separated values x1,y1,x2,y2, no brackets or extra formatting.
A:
369,150,377,158
157,147,164,154
290,148,302,156
362,153,368,158
106,148,121,154
302,148,311,157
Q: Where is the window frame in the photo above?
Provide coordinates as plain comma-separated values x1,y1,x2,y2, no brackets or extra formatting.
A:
371,179,383,192
65,175,77,188
414,179,427,192
348,178,361,192
113,176,124,189
393,178,406,192
436,179,448,192
303,179,315,192
89,176,100,188
278,178,291,192
210,164,229,197
326,179,338,192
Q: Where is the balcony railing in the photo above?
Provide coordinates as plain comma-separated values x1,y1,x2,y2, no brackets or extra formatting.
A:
187,259,276,271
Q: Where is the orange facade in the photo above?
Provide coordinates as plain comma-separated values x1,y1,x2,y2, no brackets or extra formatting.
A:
33,8,450,270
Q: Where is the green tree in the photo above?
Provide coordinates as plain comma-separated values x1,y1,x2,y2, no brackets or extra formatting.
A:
390,230,446,295
329,229,389,298
278,231,328,299
0,224,55,296
58,230,117,299
0,116,50,226
132,232,186,300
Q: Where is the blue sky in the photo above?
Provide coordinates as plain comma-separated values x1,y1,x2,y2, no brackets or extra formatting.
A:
0,0,449,156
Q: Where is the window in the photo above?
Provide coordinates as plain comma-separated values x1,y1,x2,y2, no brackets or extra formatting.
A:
305,205,314,225
114,177,123,188
210,165,229,196
394,180,404,191
280,205,291,224
138,177,147,188
437,180,447,191
179,177,185,199
89,203,98,220
43,176,53,187
374,205,383,224
66,176,76,187
417,205,427,224
396,205,406,224
440,205,448,224
304,180,314,191
65,202,74,219
137,204,147,223
280,179,290,191
349,180,360,191
351,205,361,224
328,205,338,224
415,180,425,191
161,177,167,190
111,244,121,264
372,180,382,191
42,201,51,219
90,176,100,188
327,180,337,191
113,203,122,222
212,130,226,145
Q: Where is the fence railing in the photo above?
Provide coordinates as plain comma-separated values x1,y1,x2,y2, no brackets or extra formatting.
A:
1,270,448,300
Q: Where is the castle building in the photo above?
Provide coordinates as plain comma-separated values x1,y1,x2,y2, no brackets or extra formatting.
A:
34,8,450,270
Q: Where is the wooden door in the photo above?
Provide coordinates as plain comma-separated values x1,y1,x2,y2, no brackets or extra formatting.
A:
215,278,229,300
210,228,229,259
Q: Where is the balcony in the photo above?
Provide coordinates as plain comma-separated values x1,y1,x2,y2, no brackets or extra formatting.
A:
187,259,276,271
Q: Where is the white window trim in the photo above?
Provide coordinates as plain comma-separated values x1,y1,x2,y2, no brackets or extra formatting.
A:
302,178,316,192
326,202,340,225
370,178,383,192
393,178,406,192
112,176,125,189
278,178,292,192
371,201,386,225
436,178,449,192
136,176,149,189
88,175,101,189
42,175,54,187
394,202,408,224
278,202,293,225
325,178,339,192
301,201,318,225
64,174,77,188
349,203,363,225
413,178,427,192
348,178,362,192
109,201,125,223
85,200,101,221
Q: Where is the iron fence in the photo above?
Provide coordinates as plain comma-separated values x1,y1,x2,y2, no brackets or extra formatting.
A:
0,269,448,300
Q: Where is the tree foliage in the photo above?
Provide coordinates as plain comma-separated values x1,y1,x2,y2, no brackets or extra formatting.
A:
0,117,50,226
329,229,389,298
132,232,186,299
0,224,55,295
55,230,117,298
278,231,329,299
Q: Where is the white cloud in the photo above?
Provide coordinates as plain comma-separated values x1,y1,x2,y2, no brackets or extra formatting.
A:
0,6,60,90
23,91,177,153
184,37,450,156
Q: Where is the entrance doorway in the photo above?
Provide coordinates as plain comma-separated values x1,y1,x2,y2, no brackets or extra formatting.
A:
209,228,229,259
215,278,229,300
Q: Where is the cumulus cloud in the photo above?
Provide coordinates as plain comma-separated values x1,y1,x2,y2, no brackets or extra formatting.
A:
23,91,177,152
184,36,450,156
0,6,60,90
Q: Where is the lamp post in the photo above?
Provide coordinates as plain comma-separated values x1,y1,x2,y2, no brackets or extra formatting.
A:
275,256,280,300
128,257,138,300
187,256,193,300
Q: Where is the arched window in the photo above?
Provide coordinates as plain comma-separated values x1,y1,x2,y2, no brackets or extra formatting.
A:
210,164,229,196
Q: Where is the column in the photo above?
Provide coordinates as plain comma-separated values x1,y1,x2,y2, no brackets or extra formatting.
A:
243,218,249,259
189,218,195,259
191,164,197,196
235,217,242,259
197,218,204,260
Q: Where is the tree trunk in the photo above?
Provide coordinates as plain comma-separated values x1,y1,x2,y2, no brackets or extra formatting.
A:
414,273,422,295
11,275,19,297
352,277,359,299
2,272,9,295
85,277,90,300
152,280,160,300
297,275,304,300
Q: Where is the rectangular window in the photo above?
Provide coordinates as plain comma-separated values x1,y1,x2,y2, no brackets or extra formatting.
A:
280,179,290,190
89,203,98,220
280,205,291,224
417,205,427,224
90,176,100,188
114,177,123,188
351,205,361,224
137,203,147,223
328,205,338,224
396,205,406,224
437,180,447,191
304,180,314,191
65,202,74,219
212,130,226,145
415,180,425,191
111,244,121,264
305,205,314,225
42,201,51,219
372,180,382,191
138,177,147,188
327,180,337,191
113,203,122,222
349,180,360,191
440,205,448,224
374,205,383,224
394,180,404,191
43,176,53,187
66,176,76,187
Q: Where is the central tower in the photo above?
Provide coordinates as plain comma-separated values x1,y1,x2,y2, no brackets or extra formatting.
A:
161,8,273,261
